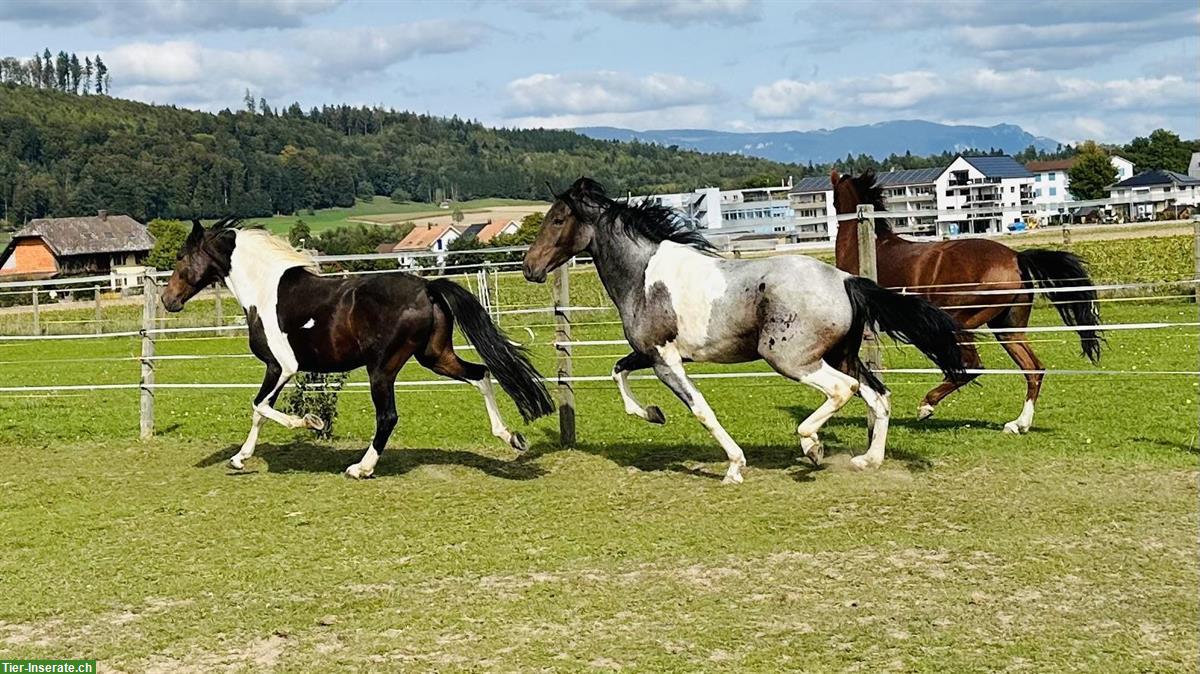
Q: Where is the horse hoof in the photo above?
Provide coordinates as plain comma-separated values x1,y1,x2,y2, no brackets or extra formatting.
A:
344,464,372,480
645,406,666,425
850,455,877,471
303,414,326,431
510,432,529,452
1002,421,1021,435
721,471,744,485
916,404,935,421
228,457,245,470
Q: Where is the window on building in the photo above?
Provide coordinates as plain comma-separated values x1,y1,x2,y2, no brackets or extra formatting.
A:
1049,187,1057,196
1035,189,1041,198
1049,172,1056,181
1035,174,1041,182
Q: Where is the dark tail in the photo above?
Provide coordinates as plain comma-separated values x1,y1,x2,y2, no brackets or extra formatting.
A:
1017,249,1102,363
426,279,554,422
844,277,968,390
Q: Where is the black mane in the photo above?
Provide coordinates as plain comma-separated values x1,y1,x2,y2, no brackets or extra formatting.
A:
563,177,716,251
841,171,891,235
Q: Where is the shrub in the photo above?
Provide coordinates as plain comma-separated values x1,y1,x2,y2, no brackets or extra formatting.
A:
282,372,346,440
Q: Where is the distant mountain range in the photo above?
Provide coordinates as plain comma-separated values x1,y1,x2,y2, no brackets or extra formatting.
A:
575,120,1061,164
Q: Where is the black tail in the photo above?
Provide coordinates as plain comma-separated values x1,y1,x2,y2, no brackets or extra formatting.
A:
426,279,554,422
1017,249,1102,363
844,277,968,389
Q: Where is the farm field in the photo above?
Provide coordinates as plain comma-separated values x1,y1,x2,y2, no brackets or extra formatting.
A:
242,197,547,235
0,264,1196,671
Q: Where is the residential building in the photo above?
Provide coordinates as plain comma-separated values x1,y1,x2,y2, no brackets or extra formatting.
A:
787,176,838,240
1026,155,1135,219
386,222,461,265
935,156,1035,236
875,167,941,234
459,218,521,243
0,211,155,280
1189,152,1200,179
1107,169,1200,220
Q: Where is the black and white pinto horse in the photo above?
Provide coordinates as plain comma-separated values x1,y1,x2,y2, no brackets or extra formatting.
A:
523,178,966,483
162,219,553,478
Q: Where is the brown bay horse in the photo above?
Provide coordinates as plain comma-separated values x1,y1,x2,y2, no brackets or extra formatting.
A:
831,170,1102,433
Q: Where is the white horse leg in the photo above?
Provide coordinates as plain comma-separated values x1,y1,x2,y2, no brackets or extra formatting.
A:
1004,398,1036,435
853,384,892,470
612,352,665,424
345,446,379,479
229,410,266,470
794,362,859,466
228,368,303,469
652,346,746,484
471,377,527,452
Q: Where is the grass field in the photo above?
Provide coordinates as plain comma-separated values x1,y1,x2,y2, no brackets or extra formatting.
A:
244,197,547,235
0,255,1197,672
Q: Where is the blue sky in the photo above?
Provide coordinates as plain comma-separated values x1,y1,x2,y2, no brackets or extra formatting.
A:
1,0,1196,144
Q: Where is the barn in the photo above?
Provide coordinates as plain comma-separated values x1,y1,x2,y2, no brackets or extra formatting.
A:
0,211,155,280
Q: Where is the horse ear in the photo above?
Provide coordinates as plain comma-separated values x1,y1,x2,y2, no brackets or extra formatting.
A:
188,219,205,243
830,169,841,187
544,181,558,200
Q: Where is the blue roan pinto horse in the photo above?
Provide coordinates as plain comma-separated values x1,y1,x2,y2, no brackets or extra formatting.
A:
523,178,967,483
161,219,553,478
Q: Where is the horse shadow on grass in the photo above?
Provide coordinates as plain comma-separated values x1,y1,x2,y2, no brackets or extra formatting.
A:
523,407,934,482
193,441,546,481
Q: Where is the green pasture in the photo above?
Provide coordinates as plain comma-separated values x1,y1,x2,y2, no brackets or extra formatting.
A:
241,197,547,235
0,250,1196,671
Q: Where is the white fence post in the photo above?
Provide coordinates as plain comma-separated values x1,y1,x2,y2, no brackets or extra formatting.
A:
31,288,40,336
857,205,882,377
140,273,157,440
94,286,102,335
554,265,576,447
214,283,224,327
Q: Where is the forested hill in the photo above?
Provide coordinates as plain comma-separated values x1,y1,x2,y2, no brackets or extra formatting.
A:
0,84,803,223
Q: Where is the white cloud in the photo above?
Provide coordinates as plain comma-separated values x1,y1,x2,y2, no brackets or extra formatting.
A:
592,0,761,26
505,70,718,117
0,0,343,34
295,22,491,76
748,69,1199,142
505,105,716,130
103,41,297,109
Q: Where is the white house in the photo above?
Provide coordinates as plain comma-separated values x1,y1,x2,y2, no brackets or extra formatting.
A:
385,222,461,266
633,181,795,235
1189,152,1200,179
1027,155,1135,218
934,156,1035,236
875,167,942,234
787,176,839,241
1108,170,1200,220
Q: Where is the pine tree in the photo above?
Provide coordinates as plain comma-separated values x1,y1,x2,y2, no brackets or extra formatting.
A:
41,48,54,88
83,57,92,94
29,52,42,88
68,53,82,94
93,55,106,94
244,88,255,113
55,51,69,91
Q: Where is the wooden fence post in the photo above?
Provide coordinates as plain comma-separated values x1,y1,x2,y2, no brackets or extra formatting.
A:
553,264,576,447
140,273,156,440
1193,217,1199,306
94,286,102,335
856,205,882,376
214,282,224,327
1062,224,1072,246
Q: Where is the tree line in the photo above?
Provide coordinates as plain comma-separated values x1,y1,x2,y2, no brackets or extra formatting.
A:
0,49,108,95
0,81,1195,230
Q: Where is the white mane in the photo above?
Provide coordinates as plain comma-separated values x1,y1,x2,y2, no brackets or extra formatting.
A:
234,228,318,272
